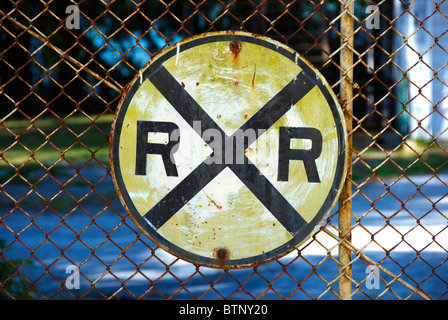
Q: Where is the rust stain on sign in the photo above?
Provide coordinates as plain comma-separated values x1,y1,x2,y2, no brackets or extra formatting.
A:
251,64,257,90
213,246,231,267
204,191,222,210
229,41,242,60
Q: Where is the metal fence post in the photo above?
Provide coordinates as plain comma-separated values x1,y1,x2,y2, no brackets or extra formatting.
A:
338,0,354,300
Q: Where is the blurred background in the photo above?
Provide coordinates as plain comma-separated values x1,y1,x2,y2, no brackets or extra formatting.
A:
0,0,447,299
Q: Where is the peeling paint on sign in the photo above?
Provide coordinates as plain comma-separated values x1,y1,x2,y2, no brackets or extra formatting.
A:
110,31,347,268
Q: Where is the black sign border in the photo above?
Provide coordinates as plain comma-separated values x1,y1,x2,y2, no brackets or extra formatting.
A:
110,31,347,268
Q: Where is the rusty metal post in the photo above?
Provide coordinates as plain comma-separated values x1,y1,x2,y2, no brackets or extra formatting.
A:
338,0,354,300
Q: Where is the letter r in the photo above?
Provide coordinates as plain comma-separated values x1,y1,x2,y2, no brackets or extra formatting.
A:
135,121,180,176
277,127,322,182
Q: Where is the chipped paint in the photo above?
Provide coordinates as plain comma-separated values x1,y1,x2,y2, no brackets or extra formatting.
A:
110,31,347,269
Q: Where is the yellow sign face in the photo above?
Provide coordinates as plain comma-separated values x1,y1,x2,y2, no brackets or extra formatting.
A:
110,31,347,268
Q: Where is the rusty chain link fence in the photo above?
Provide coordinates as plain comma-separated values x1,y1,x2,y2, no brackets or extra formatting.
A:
1,0,447,300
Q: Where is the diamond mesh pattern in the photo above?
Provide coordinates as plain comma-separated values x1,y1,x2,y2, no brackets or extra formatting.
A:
1,0,447,300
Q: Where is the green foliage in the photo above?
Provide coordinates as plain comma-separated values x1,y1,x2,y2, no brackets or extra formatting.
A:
0,240,36,300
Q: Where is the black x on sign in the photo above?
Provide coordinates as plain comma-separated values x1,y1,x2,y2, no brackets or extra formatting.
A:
111,32,347,268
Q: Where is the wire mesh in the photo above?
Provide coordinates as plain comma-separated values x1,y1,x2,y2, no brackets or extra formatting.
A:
0,0,447,300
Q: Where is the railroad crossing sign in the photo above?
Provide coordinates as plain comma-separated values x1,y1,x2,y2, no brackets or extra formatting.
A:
110,31,347,268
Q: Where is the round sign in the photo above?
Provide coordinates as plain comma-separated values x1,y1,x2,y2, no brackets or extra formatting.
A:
110,31,347,268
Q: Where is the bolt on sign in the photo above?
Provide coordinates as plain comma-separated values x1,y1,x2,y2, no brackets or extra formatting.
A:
110,31,347,268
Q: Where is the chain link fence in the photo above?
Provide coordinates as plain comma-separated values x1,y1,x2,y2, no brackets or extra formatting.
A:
0,0,447,300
